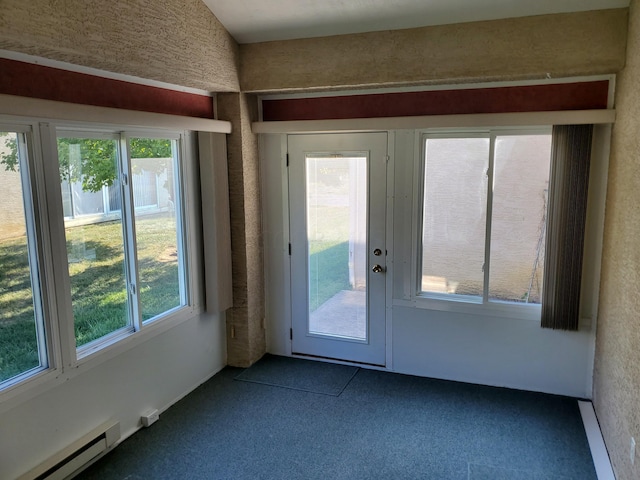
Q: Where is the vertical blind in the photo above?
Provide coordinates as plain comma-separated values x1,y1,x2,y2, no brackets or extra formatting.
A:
541,124,593,330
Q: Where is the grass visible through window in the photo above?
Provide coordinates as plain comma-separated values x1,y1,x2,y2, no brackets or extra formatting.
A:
308,240,350,312
0,215,180,380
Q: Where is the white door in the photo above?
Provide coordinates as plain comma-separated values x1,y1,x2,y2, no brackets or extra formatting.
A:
288,133,387,366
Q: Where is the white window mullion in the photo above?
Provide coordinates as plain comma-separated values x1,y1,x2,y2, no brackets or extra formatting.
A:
174,135,189,306
120,135,142,332
16,132,49,369
483,134,496,303
413,133,426,300
38,122,77,367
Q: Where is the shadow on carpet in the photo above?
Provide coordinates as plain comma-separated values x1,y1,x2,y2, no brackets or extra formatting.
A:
235,353,359,396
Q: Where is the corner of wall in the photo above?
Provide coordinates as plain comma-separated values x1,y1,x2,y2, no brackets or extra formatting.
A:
217,93,266,367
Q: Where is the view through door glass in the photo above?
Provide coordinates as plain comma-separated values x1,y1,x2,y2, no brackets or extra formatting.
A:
306,155,367,340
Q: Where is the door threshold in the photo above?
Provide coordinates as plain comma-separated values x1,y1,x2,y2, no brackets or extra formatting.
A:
292,352,386,369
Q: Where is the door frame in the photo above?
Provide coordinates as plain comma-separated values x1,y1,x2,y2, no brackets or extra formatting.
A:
259,132,395,369
282,131,395,370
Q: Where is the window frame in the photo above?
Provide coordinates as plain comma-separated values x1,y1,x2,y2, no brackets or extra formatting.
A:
0,116,203,402
413,126,552,320
123,130,190,327
54,129,133,355
0,121,61,394
53,127,194,360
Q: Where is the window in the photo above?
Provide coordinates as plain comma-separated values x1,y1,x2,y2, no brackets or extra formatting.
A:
419,129,552,306
0,109,205,396
489,134,552,303
56,132,187,352
57,134,130,348
421,136,489,298
128,137,187,323
0,129,48,386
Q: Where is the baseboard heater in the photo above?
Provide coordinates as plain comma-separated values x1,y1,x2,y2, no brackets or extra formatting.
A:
18,421,120,480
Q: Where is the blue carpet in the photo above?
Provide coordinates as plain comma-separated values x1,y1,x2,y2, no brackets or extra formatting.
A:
468,463,572,479
77,356,597,480
235,354,359,396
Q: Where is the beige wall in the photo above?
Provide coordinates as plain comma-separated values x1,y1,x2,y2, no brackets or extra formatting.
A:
240,9,627,93
217,92,265,367
594,1,640,479
0,0,240,92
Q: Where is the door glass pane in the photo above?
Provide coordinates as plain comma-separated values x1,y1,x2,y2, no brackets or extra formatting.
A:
490,134,552,303
57,137,130,347
0,131,47,384
421,137,489,298
306,156,367,340
129,138,184,322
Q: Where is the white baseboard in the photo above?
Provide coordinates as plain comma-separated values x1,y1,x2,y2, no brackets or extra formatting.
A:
579,400,616,480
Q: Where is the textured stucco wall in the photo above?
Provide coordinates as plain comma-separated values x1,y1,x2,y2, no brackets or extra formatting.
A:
594,2,640,479
0,0,239,92
218,92,265,367
240,9,627,93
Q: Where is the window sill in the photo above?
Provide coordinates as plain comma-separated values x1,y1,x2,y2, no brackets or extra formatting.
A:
393,296,542,321
74,304,201,369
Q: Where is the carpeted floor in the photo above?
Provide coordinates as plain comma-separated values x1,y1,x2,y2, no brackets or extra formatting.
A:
235,353,359,396
77,355,597,480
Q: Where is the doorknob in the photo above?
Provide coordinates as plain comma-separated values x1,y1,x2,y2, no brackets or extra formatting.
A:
372,264,385,273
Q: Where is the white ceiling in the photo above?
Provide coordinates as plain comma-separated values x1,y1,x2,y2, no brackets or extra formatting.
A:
203,0,629,44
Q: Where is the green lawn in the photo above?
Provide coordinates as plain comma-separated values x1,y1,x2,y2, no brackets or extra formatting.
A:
0,215,180,383
307,204,354,313
0,238,40,382
308,240,350,312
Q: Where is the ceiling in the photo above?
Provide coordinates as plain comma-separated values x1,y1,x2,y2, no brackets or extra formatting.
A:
203,0,629,44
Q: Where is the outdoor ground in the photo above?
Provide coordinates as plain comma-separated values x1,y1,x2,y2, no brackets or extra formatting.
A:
0,214,180,383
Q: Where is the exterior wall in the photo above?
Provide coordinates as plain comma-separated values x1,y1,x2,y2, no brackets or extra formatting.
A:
0,137,25,240
0,0,239,92
0,168,25,239
594,1,640,479
218,93,266,367
240,9,627,93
